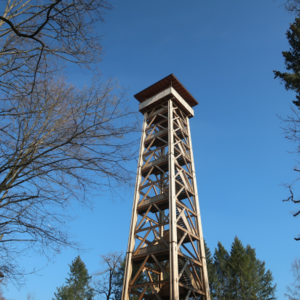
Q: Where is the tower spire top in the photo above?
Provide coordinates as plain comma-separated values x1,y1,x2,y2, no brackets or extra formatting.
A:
134,74,198,108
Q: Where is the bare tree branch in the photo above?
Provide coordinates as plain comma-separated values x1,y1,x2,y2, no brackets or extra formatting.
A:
285,258,300,299
0,0,112,96
279,107,300,240
0,76,139,284
94,251,124,300
284,0,300,13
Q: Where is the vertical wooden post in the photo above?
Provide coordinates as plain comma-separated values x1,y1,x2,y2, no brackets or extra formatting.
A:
186,116,211,300
160,147,165,238
121,113,148,300
168,100,179,300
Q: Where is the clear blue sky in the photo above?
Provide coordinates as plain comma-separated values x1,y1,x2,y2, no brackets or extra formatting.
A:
4,0,300,299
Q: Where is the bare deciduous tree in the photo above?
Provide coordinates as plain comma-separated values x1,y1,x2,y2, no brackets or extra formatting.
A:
94,251,124,300
0,291,6,300
27,292,35,300
280,108,300,240
0,0,140,286
285,258,300,300
0,76,138,283
0,0,112,96
285,0,300,13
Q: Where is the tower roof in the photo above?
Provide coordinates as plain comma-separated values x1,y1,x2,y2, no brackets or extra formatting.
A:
134,74,198,107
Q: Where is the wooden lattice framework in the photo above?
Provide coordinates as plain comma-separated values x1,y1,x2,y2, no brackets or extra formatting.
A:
121,74,210,300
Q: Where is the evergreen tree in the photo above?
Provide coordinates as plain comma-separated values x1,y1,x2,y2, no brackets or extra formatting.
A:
228,237,251,300
189,238,277,300
245,245,276,300
274,17,300,108
204,240,217,298
246,245,260,300
214,241,230,299
113,259,125,300
53,256,94,300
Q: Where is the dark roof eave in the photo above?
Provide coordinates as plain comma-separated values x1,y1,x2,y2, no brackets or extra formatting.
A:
134,74,198,108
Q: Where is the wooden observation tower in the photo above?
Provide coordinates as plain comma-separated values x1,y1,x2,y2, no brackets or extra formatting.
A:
121,74,210,300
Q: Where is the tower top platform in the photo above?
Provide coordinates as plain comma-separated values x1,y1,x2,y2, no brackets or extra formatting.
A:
134,74,198,108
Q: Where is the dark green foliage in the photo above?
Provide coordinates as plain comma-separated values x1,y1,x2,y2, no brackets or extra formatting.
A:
205,237,276,300
274,17,300,107
113,259,125,300
228,237,251,299
53,256,94,300
245,245,276,300
204,240,218,298
213,242,230,299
